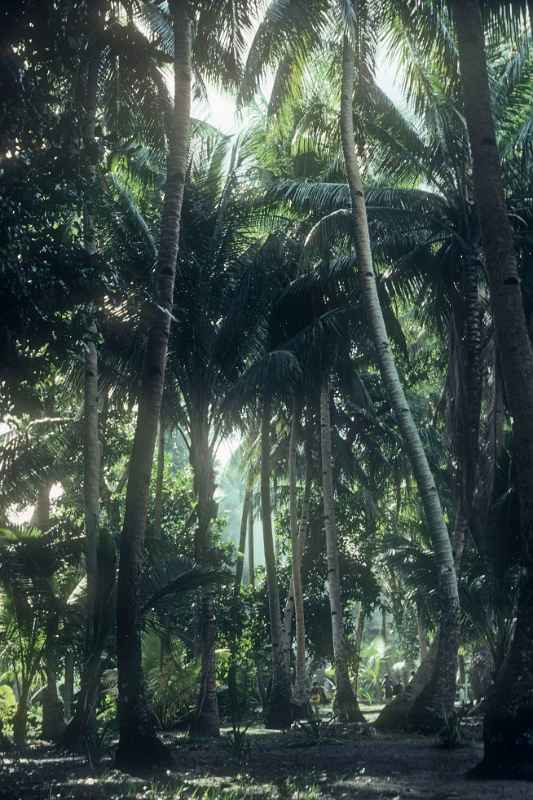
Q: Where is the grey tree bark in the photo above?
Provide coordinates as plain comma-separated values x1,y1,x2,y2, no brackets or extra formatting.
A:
115,0,191,771
248,503,255,588
340,34,460,730
189,411,220,738
288,403,307,708
320,377,365,723
451,0,533,777
261,399,292,728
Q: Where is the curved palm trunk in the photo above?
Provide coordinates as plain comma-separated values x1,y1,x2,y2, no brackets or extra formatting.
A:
288,402,306,709
451,0,533,777
340,35,460,730
260,399,291,729
189,413,220,738
320,378,365,724
376,637,438,731
115,0,191,771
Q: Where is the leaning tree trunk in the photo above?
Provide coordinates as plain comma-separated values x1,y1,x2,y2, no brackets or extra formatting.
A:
189,411,220,738
115,0,191,771
288,402,307,710
451,0,533,778
376,637,438,731
340,34,460,731
320,378,365,724
260,399,292,729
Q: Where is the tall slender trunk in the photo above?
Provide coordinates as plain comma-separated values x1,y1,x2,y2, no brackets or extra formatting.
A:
153,421,165,538
340,34,460,729
451,0,533,777
320,378,365,724
288,402,306,708
282,424,312,645
380,609,389,679
32,482,66,742
260,399,291,728
63,279,104,751
248,503,255,589
228,475,253,725
42,610,66,742
416,602,429,663
235,474,253,592
353,606,365,698
189,413,220,737
64,651,74,721
115,0,191,770
462,252,482,516
62,0,106,752
13,690,29,747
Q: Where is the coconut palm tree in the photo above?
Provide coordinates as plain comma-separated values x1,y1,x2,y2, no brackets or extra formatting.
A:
242,0,460,725
449,0,533,777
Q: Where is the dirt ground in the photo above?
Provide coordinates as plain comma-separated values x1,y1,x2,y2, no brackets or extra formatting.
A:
1,725,533,800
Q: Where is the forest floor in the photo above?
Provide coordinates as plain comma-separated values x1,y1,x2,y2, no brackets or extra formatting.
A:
1,708,532,800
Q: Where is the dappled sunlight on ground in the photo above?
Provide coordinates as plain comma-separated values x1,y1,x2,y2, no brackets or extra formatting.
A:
2,726,533,800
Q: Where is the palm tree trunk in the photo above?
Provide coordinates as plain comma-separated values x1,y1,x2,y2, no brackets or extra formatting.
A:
62,0,106,752
189,413,220,738
248,503,255,589
340,34,460,730
32,482,66,742
451,0,533,777
235,474,253,592
153,420,165,538
260,399,291,728
13,690,29,747
463,252,482,515
64,652,74,721
115,0,191,771
353,606,365,698
42,610,66,742
63,288,104,752
282,423,312,641
288,402,306,709
376,638,438,731
416,602,429,663
320,377,365,724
